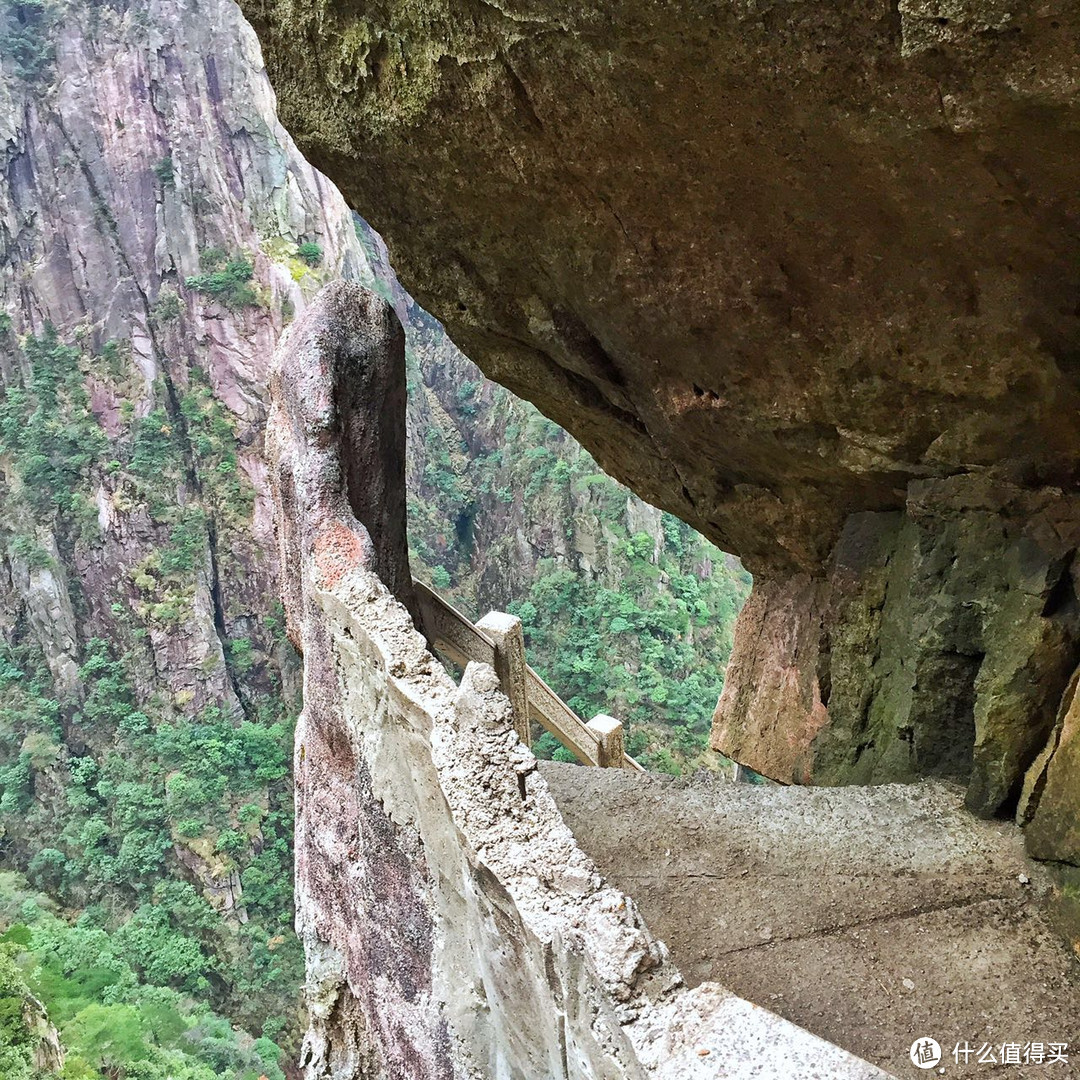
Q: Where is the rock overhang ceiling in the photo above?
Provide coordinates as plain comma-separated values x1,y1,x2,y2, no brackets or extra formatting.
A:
240,0,1080,856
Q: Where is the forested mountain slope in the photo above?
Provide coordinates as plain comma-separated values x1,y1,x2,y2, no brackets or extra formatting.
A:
401,306,750,769
0,0,748,1073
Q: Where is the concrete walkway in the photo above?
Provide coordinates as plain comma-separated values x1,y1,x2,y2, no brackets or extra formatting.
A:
542,764,1080,1079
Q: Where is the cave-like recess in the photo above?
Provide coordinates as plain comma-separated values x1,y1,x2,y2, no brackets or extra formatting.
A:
239,0,1080,863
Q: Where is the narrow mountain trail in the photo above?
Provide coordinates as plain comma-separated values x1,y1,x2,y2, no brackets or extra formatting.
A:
542,764,1080,1079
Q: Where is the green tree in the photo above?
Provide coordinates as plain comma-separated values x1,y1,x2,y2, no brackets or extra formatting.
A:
0,944,35,1080
66,1002,150,1074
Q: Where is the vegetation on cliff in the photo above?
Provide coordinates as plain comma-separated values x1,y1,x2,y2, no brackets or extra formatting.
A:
0,325,300,1069
0,872,287,1080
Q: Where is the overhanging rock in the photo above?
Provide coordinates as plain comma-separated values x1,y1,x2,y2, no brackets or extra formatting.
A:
240,0,1080,861
266,283,893,1078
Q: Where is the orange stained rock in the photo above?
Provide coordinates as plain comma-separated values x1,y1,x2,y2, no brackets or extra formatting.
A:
313,521,368,590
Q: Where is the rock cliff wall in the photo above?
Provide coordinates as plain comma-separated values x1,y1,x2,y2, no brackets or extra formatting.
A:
0,0,364,707
237,0,1080,859
0,0,370,1036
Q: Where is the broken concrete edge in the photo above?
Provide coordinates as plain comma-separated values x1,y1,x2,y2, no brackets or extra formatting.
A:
309,560,894,1079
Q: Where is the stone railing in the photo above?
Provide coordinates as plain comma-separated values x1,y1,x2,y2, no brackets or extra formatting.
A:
414,579,644,771
268,282,892,1079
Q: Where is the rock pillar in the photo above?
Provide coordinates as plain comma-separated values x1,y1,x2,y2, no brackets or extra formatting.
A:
712,478,1080,852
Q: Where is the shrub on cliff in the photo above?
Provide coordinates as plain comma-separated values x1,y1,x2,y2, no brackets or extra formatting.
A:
0,0,55,83
185,251,259,310
0,943,36,1080
296,241,323,267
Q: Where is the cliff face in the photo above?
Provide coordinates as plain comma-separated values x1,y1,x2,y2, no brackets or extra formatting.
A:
0,0,370,1039
237,0,1080,856
0,0,362,713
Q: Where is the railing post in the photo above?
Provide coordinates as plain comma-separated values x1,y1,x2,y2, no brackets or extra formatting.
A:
476,611,531,747
586,714,624,768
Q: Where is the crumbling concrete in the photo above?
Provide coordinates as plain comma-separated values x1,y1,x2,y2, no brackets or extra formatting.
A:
267,283,893,1078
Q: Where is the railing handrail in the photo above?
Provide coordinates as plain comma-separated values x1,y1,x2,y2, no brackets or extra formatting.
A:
413,579,643,771
414,579,496,668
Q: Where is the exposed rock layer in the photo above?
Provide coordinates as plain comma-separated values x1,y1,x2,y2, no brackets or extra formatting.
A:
0,0,367,732
239,0,1080,850
714,485,1080,821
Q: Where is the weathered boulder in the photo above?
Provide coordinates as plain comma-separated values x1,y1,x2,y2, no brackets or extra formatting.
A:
240,0,1080,854
714,481,1080,818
